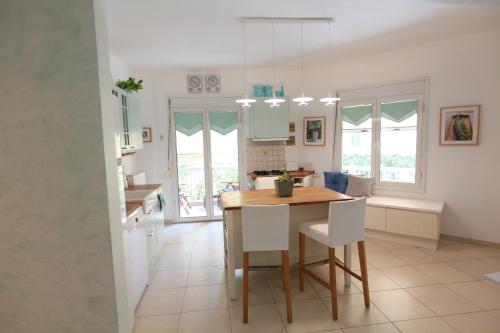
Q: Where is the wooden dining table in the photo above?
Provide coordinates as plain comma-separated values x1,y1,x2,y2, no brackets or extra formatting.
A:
220,187,353,299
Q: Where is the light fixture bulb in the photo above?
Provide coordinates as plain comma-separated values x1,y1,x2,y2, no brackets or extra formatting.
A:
320,94,340,107
265,92,286,108
236,96,257,108
292,94,314,107
264,95,286,108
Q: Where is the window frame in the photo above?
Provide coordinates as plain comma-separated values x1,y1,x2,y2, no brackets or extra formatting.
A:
335,94,426,193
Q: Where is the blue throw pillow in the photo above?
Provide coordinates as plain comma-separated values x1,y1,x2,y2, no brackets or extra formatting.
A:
324,171,348,194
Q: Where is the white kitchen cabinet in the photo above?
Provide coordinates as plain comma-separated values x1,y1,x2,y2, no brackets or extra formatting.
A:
144,210,158,271
250,97,289,140
113,87,143,151
126,210,149,309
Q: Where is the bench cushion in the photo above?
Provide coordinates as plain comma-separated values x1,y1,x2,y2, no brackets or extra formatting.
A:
324,171,348,194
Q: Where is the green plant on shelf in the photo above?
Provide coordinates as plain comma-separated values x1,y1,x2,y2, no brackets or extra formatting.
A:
116,77,144,92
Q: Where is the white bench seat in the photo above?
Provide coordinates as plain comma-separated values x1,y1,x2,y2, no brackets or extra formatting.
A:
364,195,445,249
367,196,444,214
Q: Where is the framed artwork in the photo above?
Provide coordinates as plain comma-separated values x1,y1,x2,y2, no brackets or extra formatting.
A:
289,122,296,133
286,136,295,146
142,127,152,143
304,116,326,146
187,74,203,93
439,105,480,146
204,74,220,93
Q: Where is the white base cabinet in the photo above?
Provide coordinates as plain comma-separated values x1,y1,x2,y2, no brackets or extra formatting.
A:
365,196,444,249
127,221,149,309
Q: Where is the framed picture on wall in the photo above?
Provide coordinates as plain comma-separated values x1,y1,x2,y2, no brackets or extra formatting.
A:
304,116,326,146
142,127,152,143
439,105,480,146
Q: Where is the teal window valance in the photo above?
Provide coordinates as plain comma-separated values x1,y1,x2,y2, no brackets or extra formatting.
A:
341,105,372,126
381,100,417,123
175,112,203,136
175,111,238,136
210,112,238,135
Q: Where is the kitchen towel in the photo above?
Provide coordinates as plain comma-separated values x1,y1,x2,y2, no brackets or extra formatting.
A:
157,193,166,211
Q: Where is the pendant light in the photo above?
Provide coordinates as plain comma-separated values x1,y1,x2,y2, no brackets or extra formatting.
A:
292,23,314,107
320,22,340,107
264,23,285,108
236,22,256,108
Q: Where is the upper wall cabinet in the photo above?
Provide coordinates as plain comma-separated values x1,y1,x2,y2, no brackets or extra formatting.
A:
250,97,289,141
114,87,143,151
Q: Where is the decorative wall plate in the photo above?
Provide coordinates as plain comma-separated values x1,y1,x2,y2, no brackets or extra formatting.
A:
187,74,203,93
205,73,220,93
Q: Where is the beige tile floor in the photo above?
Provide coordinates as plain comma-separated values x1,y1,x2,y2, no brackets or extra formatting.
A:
134,221,500,333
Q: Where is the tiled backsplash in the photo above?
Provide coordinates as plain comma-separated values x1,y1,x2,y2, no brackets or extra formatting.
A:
246,139,285,172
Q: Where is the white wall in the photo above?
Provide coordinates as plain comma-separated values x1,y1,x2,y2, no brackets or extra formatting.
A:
130,27,500,243
0,1,129,332
286,27,500,243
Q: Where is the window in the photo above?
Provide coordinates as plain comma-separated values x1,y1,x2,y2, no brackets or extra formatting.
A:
341,105,373,177
337,95,424,191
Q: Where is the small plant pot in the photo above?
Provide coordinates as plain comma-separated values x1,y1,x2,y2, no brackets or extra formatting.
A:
274,180,294,197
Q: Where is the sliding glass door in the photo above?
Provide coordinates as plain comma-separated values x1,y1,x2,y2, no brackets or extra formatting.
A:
173,109,241,222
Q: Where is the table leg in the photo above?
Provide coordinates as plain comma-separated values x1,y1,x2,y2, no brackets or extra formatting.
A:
225,210,237,300
344,244,351,286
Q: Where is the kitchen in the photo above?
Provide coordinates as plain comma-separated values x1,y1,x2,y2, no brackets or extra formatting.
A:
3,1,500,333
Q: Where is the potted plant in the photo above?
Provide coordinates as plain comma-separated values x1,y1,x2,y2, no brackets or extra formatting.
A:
274,171,294,197
116,77,144,92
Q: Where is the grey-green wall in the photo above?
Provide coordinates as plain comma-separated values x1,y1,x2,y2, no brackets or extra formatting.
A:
0,1,126,332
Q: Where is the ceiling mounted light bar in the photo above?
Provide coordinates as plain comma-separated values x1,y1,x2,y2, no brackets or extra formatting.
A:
239,17,334,23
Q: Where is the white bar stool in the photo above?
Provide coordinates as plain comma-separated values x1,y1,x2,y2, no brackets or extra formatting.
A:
298,198,369,320
241,204,292,323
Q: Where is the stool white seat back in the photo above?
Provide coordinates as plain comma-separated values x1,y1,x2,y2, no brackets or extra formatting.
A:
242,204,289,251
241,203,292,323
298,197,369,320
328,197,367,247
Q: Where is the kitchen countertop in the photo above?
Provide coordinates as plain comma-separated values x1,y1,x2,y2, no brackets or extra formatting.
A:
248,170,314,180
127,183,162,191
126,202,142,217
220,186,352,210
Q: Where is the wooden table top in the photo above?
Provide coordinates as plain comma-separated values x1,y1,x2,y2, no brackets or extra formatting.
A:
220,187,352,210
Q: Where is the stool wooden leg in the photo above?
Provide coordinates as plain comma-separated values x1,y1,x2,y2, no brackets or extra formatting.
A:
299,232,305,291
243,251,249,323
357,241,370,308
282,250,293,323
328,247,338,320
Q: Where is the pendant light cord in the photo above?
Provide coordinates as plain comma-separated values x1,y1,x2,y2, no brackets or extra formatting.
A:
328,22,333,95
271,22,277,95
300,22,304,95
242,22,248,96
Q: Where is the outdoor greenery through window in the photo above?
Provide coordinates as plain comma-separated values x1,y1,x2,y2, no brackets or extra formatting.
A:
341,105,372,177
340,98,421,188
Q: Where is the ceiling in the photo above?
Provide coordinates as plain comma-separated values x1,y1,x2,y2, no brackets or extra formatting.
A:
105,0,500,70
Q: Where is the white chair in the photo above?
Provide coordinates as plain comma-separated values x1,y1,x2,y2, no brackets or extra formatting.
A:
298,198,369,320
241,204,292,323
